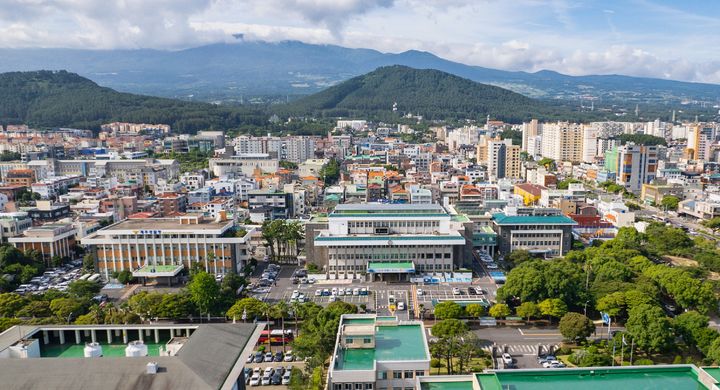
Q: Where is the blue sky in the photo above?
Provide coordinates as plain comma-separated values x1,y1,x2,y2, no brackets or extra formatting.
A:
1,0,719,83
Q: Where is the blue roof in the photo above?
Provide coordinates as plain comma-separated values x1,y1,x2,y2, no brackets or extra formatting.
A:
492,213,577,225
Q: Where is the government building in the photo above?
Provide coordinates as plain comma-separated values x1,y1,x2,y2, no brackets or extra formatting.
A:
81,215,252,279
309,204,467,281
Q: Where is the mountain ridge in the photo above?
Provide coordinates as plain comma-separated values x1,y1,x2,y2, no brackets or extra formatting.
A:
0,40,718,105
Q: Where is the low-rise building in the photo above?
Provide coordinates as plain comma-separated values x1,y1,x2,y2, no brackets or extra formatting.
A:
9,222,77,263
492,209,576,257
328,315,430,390
81,215,251,278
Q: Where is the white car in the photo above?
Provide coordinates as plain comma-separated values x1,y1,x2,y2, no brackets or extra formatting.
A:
282,371,291,385
329,295,337,303
338,289,345,296
315,289,322,296
353,288,360,296
486,263,499,269
502,353,513,365
331,287,338,295
452,288,461,295
417,289,424,296
249,374,261,386
261,375,272,386
291,290,299,299
397,301,406,311
345,288,352,295
284,351,294,362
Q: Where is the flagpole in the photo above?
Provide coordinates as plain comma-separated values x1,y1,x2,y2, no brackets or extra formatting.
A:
611,339,616,366
620,335,625,365
630,337,634,365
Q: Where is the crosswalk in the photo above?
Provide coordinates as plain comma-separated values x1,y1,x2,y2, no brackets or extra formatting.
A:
480,344,540,356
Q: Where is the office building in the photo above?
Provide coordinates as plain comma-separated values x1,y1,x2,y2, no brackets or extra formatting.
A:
492,209,576,257
9,222,78,263
311,204,466,281
81,215,252,278
209,154,279,177
328,315,430,390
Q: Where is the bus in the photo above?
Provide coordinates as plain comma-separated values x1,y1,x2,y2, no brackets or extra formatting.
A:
258,329,294,345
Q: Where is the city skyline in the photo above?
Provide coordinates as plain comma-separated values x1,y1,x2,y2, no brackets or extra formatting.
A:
1,1,720,83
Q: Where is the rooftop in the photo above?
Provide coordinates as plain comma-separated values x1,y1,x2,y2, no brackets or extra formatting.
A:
101,218,231,232
492,213,577,225
334,316,428,371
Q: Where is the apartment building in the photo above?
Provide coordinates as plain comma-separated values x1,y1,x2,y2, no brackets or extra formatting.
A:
311,204,466,281
328,315,430,390
540,122,583,163
81,215,251,278
487,139,521,180
605,143,658,193
5,169,35,187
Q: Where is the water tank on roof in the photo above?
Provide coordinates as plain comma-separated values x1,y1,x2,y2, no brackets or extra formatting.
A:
125,340,148,357
84,342,103,358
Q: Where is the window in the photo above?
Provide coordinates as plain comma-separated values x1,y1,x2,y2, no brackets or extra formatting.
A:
345,384,352,390
346,338,353,344
392,371,402,379
363,338,372,344
404,371,414,379
365,384,373,390
356,384,363,390
334,385,342,390
377,371,387,380
415,370,425,377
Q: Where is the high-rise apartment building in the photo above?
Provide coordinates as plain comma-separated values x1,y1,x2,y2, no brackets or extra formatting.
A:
686,124,716,161
487,140,520,180
521,119,539,152
540,122,583,162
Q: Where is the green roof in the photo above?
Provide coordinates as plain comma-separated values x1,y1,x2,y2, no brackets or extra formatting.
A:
343,318,376,325
41,342,166,358
420,381,473,390
338,348,375,370
492,213,577,225
329,213,448,218
480,366,711,390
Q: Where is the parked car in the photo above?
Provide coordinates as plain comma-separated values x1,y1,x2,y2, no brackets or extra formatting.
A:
274,351,284,362
331,287,338,295
249,373,261,386
416,288,424,296
271,372,282,385
254,352,264,363
452,288,461,295
322,288,330,296
397,301,406,311
337,289,345,296
284,351,294,362
329,295,337,303
282,371,292,385
468,287,477,295
246,354,254,363
353,288,360,296
315,289,322,296
502,353,513,365
486,263,499,269
264,352,274,362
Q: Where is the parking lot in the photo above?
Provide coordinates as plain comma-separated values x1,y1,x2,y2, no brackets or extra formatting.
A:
14,259,87,295
244,343,305,388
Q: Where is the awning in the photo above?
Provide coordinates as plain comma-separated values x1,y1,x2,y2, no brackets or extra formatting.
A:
367,261,415,274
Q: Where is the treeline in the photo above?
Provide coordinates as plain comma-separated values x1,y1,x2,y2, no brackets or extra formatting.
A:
0,70,267,133
278,66,609,123
495,223,720,364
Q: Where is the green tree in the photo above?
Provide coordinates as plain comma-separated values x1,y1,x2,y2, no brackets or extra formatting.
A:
68,280,101,299
319,158,341,185
227,297,266,321
188,271,220,317
596,292,626,318
706,337,720,364
432,319,468,338
515,301,540,321
558,312,595,342
0,293,26,317
465,303,485,319
538,298,568,320
49,297,85,322
626,304,673,353
116,270,134,284
433,301,464,320
673,311,718,352
82,253,95,271
701,217,720,234
126,291,164,320
488,303,511,318
660,195,680,211
17,300,51,318
506,249,533,268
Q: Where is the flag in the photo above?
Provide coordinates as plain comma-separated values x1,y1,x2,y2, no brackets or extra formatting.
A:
622,335,628,346
601,312,611,325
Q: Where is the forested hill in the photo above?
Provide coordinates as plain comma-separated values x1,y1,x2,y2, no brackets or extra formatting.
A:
281,65,596,122
0,70,266,133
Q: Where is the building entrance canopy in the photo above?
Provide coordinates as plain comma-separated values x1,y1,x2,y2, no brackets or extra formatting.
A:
367,261,415,274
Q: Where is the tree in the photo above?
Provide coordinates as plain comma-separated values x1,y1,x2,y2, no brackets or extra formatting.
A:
82,253,95,271
116,269,134,284
432,319,468,338
319,158,340,185
68,280,101,299
17,300,51,318
506,250,533,269
538,298,568,320
515,301,540,321
49,297,85,322
188,271,220,318
660,195,680,211
701,217,720,234
488,303,511,318
465,303,485,319
706,337,720,364
559,312,595,342
433,301,464,320
626,304,673,353
538,157,555,170
0,293,26,317
596,292,626,318
673,311,717,352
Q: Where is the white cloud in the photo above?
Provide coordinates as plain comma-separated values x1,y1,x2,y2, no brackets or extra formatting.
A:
0,0,719,83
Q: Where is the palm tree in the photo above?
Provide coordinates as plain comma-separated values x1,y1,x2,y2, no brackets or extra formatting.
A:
290,301,304,336
274,301,290,352
259,302,273,349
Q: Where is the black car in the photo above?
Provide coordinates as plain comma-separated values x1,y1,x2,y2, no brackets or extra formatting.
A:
271,373,283,385
467,287,477,295
274,351,284,362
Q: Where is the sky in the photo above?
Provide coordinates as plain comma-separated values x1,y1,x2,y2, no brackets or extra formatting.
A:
1,0,720,83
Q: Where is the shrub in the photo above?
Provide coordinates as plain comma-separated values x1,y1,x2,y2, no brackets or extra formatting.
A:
634,358,653,365
430,358,443,368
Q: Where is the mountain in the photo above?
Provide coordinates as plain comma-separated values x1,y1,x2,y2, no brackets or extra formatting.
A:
283,66,583,123
0,70,265,132
1,41,718,108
